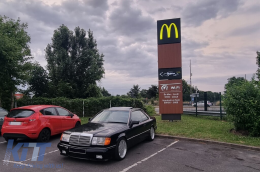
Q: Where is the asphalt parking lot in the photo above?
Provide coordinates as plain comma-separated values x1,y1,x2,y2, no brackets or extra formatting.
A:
0,135,260,172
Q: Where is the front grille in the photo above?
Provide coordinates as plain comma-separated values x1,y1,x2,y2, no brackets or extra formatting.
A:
69,135,91,146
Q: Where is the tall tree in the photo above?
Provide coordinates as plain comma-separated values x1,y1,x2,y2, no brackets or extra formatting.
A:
28,63,49,97
256,51,260,80
147,85,158,99
140,89,148,98
224,76,245,91
127,85,141,98
45,25,105,98
101,87,111,97
0,16,32,109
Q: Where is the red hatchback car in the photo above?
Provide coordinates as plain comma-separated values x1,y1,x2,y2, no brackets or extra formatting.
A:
1,105,81,142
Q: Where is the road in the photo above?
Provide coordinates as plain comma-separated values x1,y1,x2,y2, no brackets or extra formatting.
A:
0,135,259,171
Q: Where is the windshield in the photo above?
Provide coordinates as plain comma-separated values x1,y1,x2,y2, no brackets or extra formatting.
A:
7,109,35,118
91,110,129,124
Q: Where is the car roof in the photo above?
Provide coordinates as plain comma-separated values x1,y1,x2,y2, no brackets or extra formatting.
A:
108,107,133,111
11,105,60,111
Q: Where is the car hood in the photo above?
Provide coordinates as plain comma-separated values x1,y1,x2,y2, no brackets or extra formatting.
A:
65,122,127,136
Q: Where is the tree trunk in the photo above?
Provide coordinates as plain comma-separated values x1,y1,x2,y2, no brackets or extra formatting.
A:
10,92,14,109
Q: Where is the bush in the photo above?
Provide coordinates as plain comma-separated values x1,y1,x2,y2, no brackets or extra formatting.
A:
224,80,260,136
17,96,144,117
144,105,156,116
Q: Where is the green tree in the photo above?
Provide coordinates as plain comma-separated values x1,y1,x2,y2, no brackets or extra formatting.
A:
0,16,32,109
140,89,147,98
256,51,260,80
182,79,189,94
224,76,245,91
127,85,141,98
224,79,260,136
28,63,49,97
45,25,104,98
101,87,111,97
147,85,158,99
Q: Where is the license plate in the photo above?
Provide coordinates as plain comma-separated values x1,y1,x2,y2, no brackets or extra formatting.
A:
9,122,21,125
69,148,86,154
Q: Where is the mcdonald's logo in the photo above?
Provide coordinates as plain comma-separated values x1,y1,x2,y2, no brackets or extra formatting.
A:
160,23,178,40
157,18,181,45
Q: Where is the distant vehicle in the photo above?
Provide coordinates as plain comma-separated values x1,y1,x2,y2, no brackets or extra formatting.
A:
1,105,81,142
58,107,157,161
0,107,8,132
193,101,211,107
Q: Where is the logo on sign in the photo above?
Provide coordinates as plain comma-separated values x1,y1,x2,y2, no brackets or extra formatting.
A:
160,23,178,40
160,83,181,91
157,18,181,44
160,71,180,77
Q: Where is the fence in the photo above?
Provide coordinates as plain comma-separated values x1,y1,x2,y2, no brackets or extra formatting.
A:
183,92,225,119
17,97,144,117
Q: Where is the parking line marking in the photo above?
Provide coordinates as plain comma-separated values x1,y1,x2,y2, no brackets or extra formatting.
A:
119,140,179,172
3,160,33,167
23,149,59,162
0,141,6,144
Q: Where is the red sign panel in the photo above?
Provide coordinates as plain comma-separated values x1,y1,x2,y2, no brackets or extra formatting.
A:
159,80,183,114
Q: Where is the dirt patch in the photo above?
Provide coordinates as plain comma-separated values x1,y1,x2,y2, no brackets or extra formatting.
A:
230,128,249,136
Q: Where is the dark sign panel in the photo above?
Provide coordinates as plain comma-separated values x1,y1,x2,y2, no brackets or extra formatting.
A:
158,67,182,80
157,18,181,45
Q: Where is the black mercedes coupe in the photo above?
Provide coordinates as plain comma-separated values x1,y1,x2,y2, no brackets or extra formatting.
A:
57,107,157,161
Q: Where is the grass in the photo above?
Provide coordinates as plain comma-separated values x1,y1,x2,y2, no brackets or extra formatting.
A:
79,114,260,147
155,115,260,147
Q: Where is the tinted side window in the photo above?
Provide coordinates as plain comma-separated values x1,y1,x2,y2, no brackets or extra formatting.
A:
139,111,149,122
131,111,144,122
41,108,57,116
56,108,69,116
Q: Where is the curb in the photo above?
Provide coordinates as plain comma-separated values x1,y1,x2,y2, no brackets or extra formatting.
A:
155,134,260,151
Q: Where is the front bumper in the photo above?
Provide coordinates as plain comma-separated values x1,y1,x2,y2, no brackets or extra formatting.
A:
57,142,116,161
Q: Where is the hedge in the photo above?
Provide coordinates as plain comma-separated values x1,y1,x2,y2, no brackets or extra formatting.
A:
17,97,144,117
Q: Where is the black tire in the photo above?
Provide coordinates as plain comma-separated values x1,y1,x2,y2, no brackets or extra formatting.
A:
75,121,81,128
114,137,127,161
37,128,51,142
147,127,155,141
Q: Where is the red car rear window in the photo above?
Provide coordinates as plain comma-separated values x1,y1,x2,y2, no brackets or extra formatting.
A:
7,109,35,118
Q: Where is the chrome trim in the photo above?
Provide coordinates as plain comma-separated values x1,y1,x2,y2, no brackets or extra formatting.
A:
69,132,93,146
127,129,150,140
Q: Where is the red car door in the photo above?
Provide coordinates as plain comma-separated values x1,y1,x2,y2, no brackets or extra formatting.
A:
40,107,62,134
56,107,75,131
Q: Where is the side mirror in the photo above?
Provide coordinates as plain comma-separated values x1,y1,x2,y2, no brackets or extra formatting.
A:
130,121,139,128
88,117,92,122
69,114,74,118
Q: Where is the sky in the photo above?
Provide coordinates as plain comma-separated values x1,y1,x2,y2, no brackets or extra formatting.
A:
1,0,260,95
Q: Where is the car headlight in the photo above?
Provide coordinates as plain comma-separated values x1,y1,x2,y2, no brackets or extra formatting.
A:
91,137,111,146
60,133,70,142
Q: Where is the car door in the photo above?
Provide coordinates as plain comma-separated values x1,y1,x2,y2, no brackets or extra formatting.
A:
134,110,150,141
56,107,75,131
126,110,144,147
40,108,62,134
139,110,150,139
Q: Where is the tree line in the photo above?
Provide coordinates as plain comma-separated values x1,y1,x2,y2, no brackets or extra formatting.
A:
0,16,108,110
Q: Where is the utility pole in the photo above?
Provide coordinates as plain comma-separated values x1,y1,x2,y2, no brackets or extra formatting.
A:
190,60,192,94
